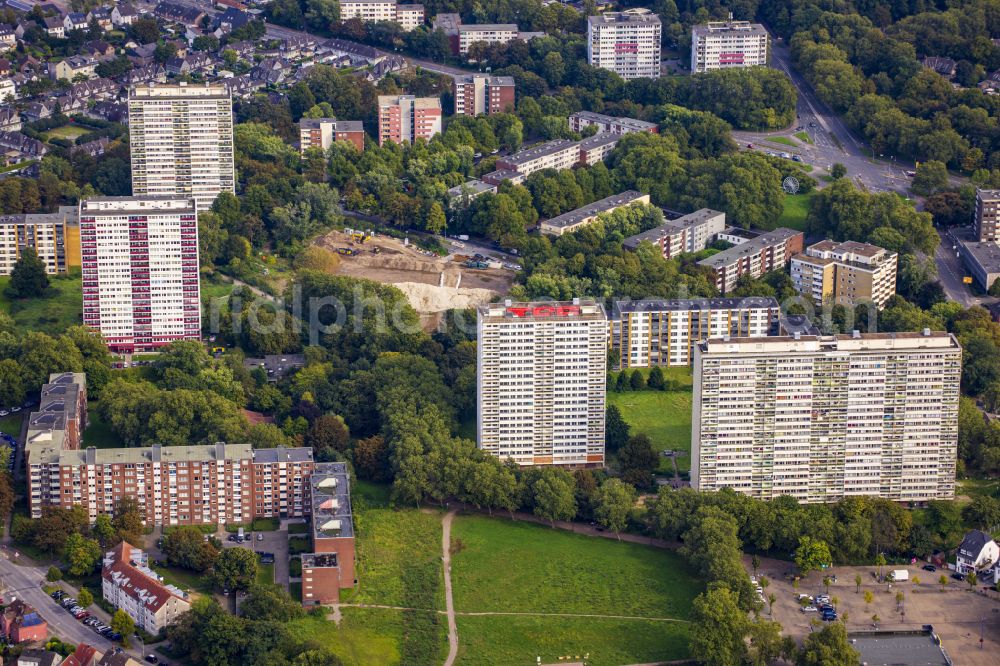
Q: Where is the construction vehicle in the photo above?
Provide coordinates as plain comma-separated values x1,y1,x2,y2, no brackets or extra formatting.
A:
464,260,488,269
371,246,381,254
336,248,358,256
351,232,366,243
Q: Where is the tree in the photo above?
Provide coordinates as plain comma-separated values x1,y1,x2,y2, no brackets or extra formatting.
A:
306,414,350,460
531,469,577,526
855,573,862,593
293,246,339,273
751,554,761,579
353,435,390,482
163,526,220,572
911,160,949,196
77,587,93,608
111,609,134,646
594,479,634,539
794,536,831,575
629,369,646,390
966,570,978,589
864,590,874,606
112,497,144,545
46,566,62,582
797,622,860,666
425,202,447,234
618,434,658,489
131,17,160,44
212,546,259,592
5,247,49,298
990,277,1000,298
689,587,749,666
605,404,630,453
830,163,847,179
647,365,665,390
939,574,948,590
62,533,101,576
239,584,304,622
92,513,116,549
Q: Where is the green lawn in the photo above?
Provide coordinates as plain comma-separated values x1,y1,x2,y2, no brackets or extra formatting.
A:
41,125,89,141
770,191,815,232
0,413,22,438
455,615,691,666
287,522,309,535
958,478,1000,500
288,607,444,666
0,274,82,334
0,160,36,174
150,564,214,595
608,389,692,472
82,401,124,448
289,581,302,602
767,136,797,147
256,562,275,587
451,515,701,618
794,131,813,144
251,517,279,532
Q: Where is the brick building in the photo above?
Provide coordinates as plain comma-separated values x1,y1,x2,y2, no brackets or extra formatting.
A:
0,600,47,644
298,118,365,154
377,95,441,146
301,462,356,606
452,75,514,116
698,227,804,293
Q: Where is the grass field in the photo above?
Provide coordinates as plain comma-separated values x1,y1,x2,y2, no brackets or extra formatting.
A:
0,413,22,438
608,389,692,472
41,125,89,141
151,563,214,595
82,402,124,448
0,160,36,174
772,191,815,231
287,522,309,535
957,478,1000,500
0,274,82,334
257,562,274,587
451,515,701,617
288,607,446,665
455,615,692,666
768,136,797,147
794,131,813,144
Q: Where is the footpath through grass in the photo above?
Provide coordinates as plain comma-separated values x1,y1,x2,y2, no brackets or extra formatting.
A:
450,515,700,664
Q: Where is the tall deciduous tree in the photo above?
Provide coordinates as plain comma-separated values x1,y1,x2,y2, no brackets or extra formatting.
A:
595,479,635,539
689,587,750,666
5,247,49,298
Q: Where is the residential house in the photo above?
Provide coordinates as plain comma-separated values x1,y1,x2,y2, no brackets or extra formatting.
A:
0,600,47,644
956,529,1000,584
68,77,118,99
81,40,115,59
42,16,65,39
16,649,63,666
63,12,89,33
95,653,141,666
119,63,166,87
165,52,216,75
14,21,38,41
0,131,47,159
87,7,113,31
0,106,21,132
0,24,15,48
88,100,127,122
50,55,98,81
215,7,251,34
0,78,13,102
61,644,99,666
22,101,55,122
70,137,109,158
0,59,10,76
112,4,139,27
155,1,206,25
102,542,191,633
922,56,956,79
127,43,158,66
223,73,263,98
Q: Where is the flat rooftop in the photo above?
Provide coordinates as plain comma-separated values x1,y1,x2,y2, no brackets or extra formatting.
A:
579,133,619,150
700,330,960,354
588,9,661,26
501,139,579,166
699,227,801,268
692,21,767,37
961,239,1000,272
311,461,354,540
849,632,950,666
541,190,647,231
479,299,607,322
447,179,495,197
570,110,656,132
459,23,517,31
623,208,724,248
611,296,779,317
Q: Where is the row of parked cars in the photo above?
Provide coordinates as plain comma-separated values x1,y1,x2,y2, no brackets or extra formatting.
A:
799,593,838,621
50,590,122,641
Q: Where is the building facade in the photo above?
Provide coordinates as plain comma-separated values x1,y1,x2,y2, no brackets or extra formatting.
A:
587,9,661,80
339,0,424,30
692,332,962,503
623,208,725,258
79,197,201,354
568,111,657,135
610,297,780,368
477,300,607,467
539,191,649,236
697,227,804,293
0,206,80,275
101,542,191,633
25,372,88,459
495,139,582,176
975,188,1000,242
377,95,442,146
790,240,898,309
298,118,365,154
452,75,515,116
301,462,356,606
690,21,768,73
128,83,235,210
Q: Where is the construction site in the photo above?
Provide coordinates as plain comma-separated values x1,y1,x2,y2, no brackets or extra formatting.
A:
314,228,515,326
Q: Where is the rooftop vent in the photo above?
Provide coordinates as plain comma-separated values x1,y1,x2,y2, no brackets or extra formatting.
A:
852,329,860,339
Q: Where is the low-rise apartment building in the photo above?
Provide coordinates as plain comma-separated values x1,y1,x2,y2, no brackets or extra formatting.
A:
568,111,658,135
790,240,898,309
301,462,356,606
102,541,191,633
496,139,582,175
692,331,962,503
539,191,649,236
25,372,88,458
609,297,780,368
377,95,441,145
623,208,725,258
298,117,365,153
477,300,607,467
0,206,80,275
339,0,424,30
587,9,661,80
453,74,514,116
697,227,804,293
690,21,768,73
578,133,620,165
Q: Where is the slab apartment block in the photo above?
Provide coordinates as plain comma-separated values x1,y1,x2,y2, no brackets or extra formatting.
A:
0,206,80,275
102,541,191,633
975,188,1000,241
790,239,898,309
587,9,661,80
298,117,365,153
690,21,768,73
623,208,725,258
453,74,515,116
698,227,804,293
568,111,658,135
79,197,200,353
609,297,780,368
477,300,607,467
128,83,235,210
692,331,962,503
539,190,649,236
377,95,442,145
339,0,424,30
301,462,356,606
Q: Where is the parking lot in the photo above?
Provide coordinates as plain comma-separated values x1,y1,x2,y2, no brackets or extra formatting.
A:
748,556,1000,665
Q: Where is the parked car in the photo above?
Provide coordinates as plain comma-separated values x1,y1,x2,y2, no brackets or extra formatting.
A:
801,606,819,613
952,572,965,580
144,656,159,664
922,564,937,572
256,533,263,541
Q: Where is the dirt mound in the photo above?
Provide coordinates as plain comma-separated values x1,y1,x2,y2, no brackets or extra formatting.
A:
393,281,497,313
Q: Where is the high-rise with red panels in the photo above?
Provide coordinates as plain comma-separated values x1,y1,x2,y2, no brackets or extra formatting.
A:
79,197,200,353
